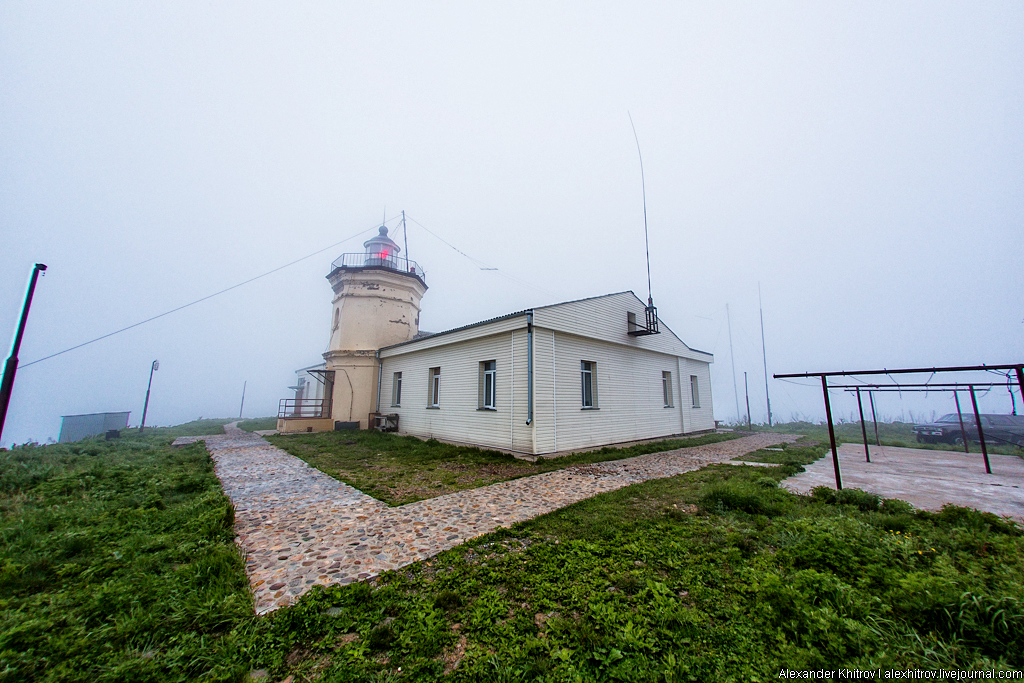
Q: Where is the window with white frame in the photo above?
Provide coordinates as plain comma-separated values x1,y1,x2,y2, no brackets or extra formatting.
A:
581,360,598,408
662,371,673,407
690,375,700,408
391,372,402,407
477,360,496,410
428,367,441,407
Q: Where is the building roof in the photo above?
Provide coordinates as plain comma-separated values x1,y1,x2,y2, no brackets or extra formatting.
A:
378,291,712,360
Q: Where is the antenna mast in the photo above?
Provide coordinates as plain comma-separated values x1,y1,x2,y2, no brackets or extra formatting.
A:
628,112,653,306
626,113,660,336
759,283,773,427
402,210,409,261
727,304,741,423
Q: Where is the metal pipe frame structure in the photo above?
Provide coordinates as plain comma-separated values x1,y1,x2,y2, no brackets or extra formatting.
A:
773,364,1023,489
830,382,1018,390
838,385,1019,468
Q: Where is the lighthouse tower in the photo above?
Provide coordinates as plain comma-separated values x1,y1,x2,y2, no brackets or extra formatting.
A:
319,225,427,429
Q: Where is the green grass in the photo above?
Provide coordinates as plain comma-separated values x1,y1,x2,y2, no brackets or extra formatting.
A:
732,440,825,467
7,425,1024,681
238,454,1024,681
113,418,231,442
745,420,1024,456
0,437,253,682
237,417,278,433
266,431,745,506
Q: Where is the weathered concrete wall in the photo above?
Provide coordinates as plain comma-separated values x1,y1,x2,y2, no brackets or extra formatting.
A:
276,417,335,433
318,267,427,430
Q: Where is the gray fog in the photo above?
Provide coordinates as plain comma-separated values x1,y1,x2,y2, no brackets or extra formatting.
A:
2,2,1022,446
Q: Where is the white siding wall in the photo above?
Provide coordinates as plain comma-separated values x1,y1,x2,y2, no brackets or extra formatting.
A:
676,356,715,433
548,331,688,452
379,329,533,453
533,292,712,363
375,294,715,454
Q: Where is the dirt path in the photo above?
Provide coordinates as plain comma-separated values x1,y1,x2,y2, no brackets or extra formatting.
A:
179,425,797,613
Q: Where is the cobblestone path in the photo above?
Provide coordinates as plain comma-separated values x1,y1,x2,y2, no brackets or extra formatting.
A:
181,426,797,613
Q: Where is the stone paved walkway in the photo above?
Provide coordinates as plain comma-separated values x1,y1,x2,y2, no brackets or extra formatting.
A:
178,425,797,613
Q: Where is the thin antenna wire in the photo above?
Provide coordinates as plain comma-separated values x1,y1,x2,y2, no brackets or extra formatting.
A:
628,112,653,304
404,214,551,295
21,222,385,368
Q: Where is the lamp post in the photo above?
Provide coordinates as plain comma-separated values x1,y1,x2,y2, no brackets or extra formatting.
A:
0,263,47,443
139,360,159,433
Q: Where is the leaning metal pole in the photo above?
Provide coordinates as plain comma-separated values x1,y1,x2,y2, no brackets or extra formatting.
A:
140,360,158,434
869,391,880,446
968,385,991,475
1017,366,1024,418
821,376,842,490
953,391,970,454
744,371,752,431
856,386,870,462
759,284,772,427
0,263,47,443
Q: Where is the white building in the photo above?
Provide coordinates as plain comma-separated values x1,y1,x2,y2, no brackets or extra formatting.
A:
377,291,714,455
278,225,715,454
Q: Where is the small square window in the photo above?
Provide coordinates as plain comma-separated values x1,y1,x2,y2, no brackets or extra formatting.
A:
479,360,496,409
391,372,402,407
662,371,673,407
690,375,700,408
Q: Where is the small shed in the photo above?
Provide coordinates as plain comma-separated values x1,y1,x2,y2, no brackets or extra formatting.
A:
58,412,131,443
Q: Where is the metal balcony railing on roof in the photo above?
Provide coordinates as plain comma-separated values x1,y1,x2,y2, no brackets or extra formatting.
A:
330,253,425,283
278,398,326,419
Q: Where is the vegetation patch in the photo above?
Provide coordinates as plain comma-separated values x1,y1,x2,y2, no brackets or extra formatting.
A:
266,430,743,506
237,417,279,433
0,432,252,682
749,421,1023,456
732,441,825,467
7,423,1023,681
238,461,1024,681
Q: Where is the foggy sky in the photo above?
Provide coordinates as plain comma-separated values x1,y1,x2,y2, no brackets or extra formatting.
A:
2,2,1022,446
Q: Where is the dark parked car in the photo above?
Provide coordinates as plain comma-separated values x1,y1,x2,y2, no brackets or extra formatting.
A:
913,413,1024,447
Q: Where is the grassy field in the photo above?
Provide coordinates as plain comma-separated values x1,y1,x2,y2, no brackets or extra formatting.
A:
241,448,1024,681
744,420,1024,456
237,417,279,433
266,431,744,506
4,424,1023,681
0,421,252,682
733,440,827,467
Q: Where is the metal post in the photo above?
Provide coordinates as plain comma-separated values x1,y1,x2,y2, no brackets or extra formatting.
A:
727,304,741,424
239,380,246,419
968,385,991,475
744,371,751,431
402,210,409,265
856,387,870,462
759,283,772,427
869,391,880,446
140,360,159,434
1016,366,1024,417
953,390,970,454
0,263,47,444
822,376,842,490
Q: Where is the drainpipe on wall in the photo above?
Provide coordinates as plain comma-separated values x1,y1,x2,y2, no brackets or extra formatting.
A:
526,310,534,425
376,351,382,414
